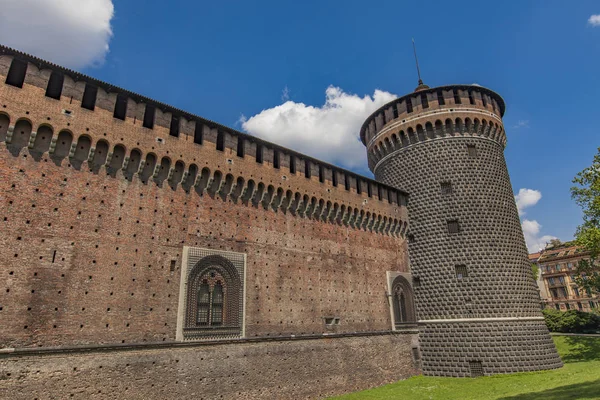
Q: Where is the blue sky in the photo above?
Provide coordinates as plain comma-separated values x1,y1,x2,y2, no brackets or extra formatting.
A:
2,0,599,251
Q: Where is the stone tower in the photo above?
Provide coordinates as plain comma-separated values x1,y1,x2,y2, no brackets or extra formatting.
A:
360,82,562,377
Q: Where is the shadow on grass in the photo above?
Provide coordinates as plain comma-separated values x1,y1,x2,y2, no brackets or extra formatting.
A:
499,379,600,400
562,336,600,363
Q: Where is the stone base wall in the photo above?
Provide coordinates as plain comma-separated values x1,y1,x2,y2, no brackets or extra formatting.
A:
0,333,419,400
419,319,562,377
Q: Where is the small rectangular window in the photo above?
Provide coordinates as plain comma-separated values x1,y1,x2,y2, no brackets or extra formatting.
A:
142,104,155,129
237,137,244,157
406,98,413,113
5,59,27,88
455,265,468,280
45,71,64,100
324,317,340,326
169,115,180,137
256,144,263,163
453,90,462,104
412,276,421,287
332,170,338,187
440,181,453,195
273,150,280,169
216,131,225,151
318,165,324,183
113,93,128,120
467,144,478,158
289,155,296,174
170,260,176,272
81,84,97,110
437,91,445,105
469,361,483,377
194,123,203,145
447,220,460,234
420,93,429,109
304,160,311,178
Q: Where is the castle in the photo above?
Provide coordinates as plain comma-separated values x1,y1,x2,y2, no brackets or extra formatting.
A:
0,45,561,399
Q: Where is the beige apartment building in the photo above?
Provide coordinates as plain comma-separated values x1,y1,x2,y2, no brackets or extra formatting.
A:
536,242,598,312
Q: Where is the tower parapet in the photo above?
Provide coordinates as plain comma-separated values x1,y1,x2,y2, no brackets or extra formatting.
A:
362,83,563,377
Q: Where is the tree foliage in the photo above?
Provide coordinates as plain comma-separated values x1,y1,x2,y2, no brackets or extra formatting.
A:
571,147,600,293
542,309,600,333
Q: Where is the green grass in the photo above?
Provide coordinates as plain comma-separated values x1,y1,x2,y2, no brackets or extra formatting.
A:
333,335,600,400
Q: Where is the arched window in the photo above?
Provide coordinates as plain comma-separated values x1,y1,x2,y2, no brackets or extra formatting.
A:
184,254,243,339
391,275,416,328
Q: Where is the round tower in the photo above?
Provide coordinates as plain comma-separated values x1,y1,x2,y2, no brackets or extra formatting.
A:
361,83,562,376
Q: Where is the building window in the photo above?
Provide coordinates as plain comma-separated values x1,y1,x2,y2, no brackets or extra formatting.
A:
469,361,484,377
577,302,583,310
237,138,245,157
273,150,280,168
393,105,399,119
332,171,338,187
555,304,560,310
45,71,64,100
319,165,324,183
216,131,225,151
6,59,27,88
455,265,468,280
170,115,180,137
143,104,155,129
590,301,595,308
573,287,580,297
304,160,311,178
447,220,460,234
453,89,462,104
344,174,350,190
81,84,98,110
420,93,429,109
406,98,413,113
182,250,245,340
440,181,453,195
289,155,296,173
256,144,263,163
113,93,128,120
467,144,478,158
194,123,203,145
391,275,416,328
468,91,475,105
565,303,571,310
437,91,445,105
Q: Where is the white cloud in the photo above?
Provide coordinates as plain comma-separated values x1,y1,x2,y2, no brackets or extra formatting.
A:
512,120,529,129
515,188,542,216
522,219,557,253
0,0,114,68
588,15,600,26
240,85,397,170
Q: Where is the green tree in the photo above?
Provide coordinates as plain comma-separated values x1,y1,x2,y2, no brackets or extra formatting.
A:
571,147,600,293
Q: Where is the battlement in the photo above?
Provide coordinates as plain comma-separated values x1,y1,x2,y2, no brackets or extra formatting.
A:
0,45,408,235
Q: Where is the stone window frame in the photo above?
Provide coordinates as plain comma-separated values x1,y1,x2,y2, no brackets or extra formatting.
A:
387,272,416,330
176,247,246,341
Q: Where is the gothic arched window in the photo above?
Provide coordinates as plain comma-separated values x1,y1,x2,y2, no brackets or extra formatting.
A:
391,275,416,328
184,254,243,340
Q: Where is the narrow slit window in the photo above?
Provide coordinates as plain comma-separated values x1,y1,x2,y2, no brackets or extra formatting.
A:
142,104,155,129
406,98,413,113
356,179,362,194
447,220,460,234
440,181,453,195
81,84,97,110
318,165,324,183
344,174,350,190
273,150,280,169
455,265,468,280
437,91,445,105
304,160,311,178
256,144,263,163
237,137,244,157
332,171,338,187
216,131,225,151
393,105,399,119
468,91,475,105
467,144,478,158
5,59,27,88
194,123,203,145
420,93,429,109
367,182,372,197
289,155,296,173
453,89,462,104
45,71,64,100
113,93,128,120
169,115,180,137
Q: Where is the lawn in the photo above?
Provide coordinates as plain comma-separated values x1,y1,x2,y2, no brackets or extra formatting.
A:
333,335,600,400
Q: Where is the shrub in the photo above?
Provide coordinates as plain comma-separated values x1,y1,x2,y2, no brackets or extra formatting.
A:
543,309,600,333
